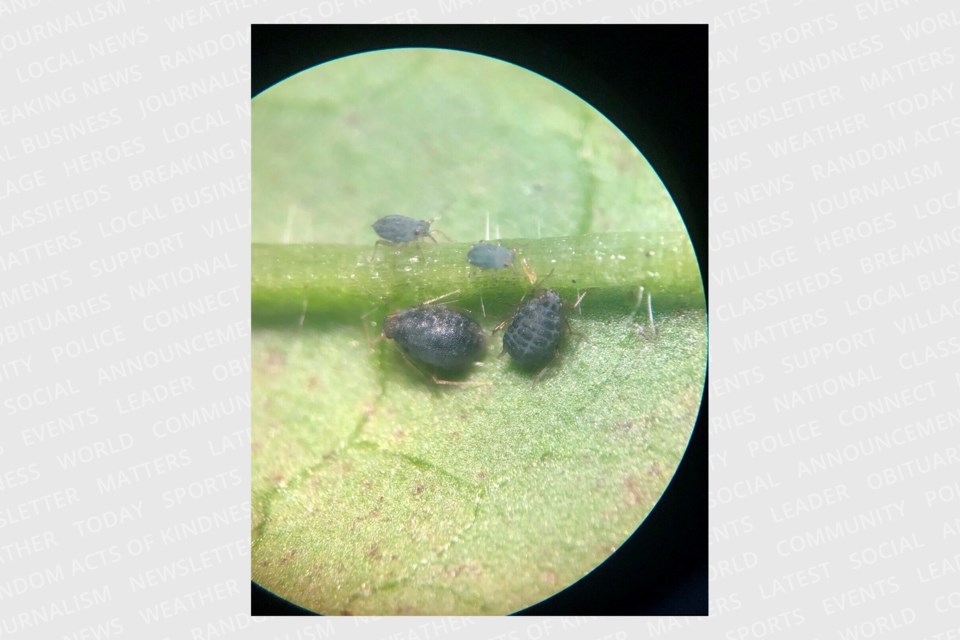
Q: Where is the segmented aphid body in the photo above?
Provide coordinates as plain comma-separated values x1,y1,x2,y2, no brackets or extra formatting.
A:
501,289,564,367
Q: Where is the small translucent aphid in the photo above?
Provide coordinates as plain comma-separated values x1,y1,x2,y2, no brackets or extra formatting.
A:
371,215,443,259
467,242,515,270
381,292,486,384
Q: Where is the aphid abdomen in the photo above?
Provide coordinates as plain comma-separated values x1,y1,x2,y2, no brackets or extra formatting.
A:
385,306,485,370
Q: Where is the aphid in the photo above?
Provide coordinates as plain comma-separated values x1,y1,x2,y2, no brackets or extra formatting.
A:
467,242,515,270
371,215,439,259
382,295,486,382
500,290,563,368
498,289,586,372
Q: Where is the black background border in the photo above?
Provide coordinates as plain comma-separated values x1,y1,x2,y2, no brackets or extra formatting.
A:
251,24,708,617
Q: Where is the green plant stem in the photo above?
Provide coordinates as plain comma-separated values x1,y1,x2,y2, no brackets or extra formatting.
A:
252,232,703,325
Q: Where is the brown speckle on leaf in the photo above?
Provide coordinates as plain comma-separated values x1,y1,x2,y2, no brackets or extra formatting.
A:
444,561,482,579
265,349,286,375
624,474,646,507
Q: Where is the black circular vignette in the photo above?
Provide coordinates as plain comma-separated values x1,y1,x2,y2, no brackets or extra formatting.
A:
251,24,708,617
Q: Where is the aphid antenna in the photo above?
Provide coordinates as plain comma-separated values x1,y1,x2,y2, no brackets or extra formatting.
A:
427,204,453,242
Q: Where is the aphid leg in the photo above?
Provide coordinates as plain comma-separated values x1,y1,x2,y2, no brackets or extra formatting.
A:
563,315,588,343
564,291,590,343
430,373,491,387
491,317,511,335
371,239,393,261
480,296,486,319
299,299,308,327
430,228,453,243
532,359,556,382
391,346,488,387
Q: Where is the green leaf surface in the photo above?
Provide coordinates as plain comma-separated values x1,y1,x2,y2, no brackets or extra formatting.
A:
252,48,706,615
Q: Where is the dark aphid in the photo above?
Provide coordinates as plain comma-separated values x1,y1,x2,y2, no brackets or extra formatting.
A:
372,215,438,258
373,215,435,244
467,242,515,270
501,289,564,368
383,305,485,372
